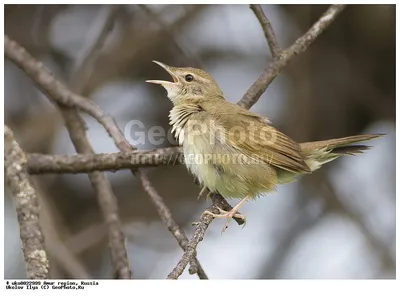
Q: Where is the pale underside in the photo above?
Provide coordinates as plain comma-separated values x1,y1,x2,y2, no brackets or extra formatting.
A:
169,100,313,199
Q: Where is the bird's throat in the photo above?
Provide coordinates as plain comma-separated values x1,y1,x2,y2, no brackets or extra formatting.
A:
169,103,203,146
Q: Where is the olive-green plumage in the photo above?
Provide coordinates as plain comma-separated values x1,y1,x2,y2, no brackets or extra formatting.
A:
147,61,382,231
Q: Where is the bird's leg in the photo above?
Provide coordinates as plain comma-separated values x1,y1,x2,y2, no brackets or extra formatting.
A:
203,195,251,232
222,196,250,231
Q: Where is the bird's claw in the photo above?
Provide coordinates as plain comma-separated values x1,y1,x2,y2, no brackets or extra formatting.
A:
202,206,246,233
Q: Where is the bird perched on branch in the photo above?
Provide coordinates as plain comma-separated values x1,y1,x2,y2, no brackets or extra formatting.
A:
147,61,382,232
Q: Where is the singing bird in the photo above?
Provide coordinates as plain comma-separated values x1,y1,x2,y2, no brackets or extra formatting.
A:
147,61,382,232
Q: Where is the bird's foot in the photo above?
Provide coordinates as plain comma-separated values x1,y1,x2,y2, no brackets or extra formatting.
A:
202,206,246,233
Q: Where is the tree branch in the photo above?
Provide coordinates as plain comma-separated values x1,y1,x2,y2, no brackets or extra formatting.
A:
238,4,347,109
250,4,281,58
140,172,208,279
27,147,183,174
139,4,204,68
61,107,132,279
5,35,132,279
166,204,214,279
27,149,246,226
4,35,133,152
70,5,122,93
166,193,236,279
4,125,50,279
28,149,244,233
5,35,207,279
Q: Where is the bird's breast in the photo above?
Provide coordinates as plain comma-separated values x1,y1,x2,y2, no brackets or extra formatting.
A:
169,107,223,192
181,120,222,194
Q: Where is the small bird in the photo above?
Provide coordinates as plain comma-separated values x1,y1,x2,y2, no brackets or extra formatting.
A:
147,61,382,232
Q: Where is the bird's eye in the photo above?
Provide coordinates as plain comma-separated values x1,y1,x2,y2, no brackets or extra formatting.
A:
185,74,194,82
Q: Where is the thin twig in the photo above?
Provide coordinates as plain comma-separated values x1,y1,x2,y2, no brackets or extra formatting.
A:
250,4,281,58
166,192,236,279
238,4,347,109
4,125,50,279
83,5,207,93
70,5,122,93
60,109,132,279
140,171,208,279
67,8,131,278
4,35,133,152
139,4,204,68
63,8,131,277
167,204,214,279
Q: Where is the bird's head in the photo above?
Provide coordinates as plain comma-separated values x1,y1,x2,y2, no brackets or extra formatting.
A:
146,61,224,104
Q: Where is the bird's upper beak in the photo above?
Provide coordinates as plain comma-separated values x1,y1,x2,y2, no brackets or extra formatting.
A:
146,61,179,85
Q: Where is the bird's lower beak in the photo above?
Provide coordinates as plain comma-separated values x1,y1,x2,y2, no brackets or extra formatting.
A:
146,60,179,85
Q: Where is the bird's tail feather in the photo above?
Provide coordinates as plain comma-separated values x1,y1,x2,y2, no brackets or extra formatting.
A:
300,134,383,172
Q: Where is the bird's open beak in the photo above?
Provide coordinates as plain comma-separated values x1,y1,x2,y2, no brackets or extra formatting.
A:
146,61,179,85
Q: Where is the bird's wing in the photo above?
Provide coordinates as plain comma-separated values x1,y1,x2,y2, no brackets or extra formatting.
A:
201,100,311,173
